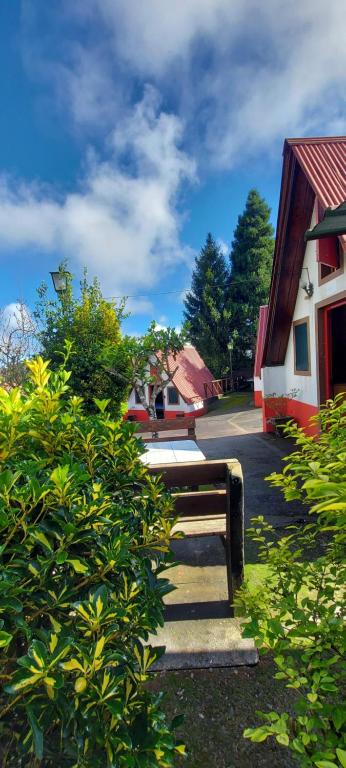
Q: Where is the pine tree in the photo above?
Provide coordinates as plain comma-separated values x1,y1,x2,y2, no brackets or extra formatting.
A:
184,233,231,377
229,189,274,369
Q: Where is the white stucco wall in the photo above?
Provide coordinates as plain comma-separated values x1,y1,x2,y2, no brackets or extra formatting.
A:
128,384,186,412
262,200,346,407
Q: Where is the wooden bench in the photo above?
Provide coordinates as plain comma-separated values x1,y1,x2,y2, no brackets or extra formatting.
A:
149,459,244,614
135,416,196,442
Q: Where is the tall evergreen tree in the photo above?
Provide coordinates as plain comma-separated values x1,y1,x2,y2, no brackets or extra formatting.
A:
229,189,274,369
184,233,231,377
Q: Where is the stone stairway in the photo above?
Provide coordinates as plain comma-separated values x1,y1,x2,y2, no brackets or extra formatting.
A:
148,536,258,669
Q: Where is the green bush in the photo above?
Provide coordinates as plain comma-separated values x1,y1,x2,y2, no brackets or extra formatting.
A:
0,357,184,766
36,270,130,415
238,396,346,767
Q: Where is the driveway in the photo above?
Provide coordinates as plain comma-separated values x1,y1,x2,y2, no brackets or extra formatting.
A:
196,406,307,533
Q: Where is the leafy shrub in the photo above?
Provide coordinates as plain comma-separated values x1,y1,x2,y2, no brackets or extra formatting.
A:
238,396,346,767
0,357,184,766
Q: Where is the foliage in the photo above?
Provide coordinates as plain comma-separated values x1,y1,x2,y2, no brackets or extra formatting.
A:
183,233,231,377
104,322,185,419
229,189,274,369
0,355,185,767
36,266,129,415
238,396,346,767
0,302,37,387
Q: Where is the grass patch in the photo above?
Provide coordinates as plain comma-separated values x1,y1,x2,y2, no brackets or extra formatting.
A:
148,656,297,768
207,392,254,415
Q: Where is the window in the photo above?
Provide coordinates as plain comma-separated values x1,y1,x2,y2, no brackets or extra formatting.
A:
293,318,310,375
134,390,142,404
316,203,342,282
319,240,342,282
167,386,179,405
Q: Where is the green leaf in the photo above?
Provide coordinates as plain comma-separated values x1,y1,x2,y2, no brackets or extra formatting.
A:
67,559,88,574
0,597,23,613
243,727,269,743
276,733,289,746
314,762,338,768
56,550,68,564
171,714,184,730
0,509,9,529
332,708,346,732
0,630,12,647
29,640,47,668
4,669,42,693
336,749,346,768
26,706,43,760
30,530,52,551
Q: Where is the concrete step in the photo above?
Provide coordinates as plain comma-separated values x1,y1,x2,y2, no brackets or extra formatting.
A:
148,616,258,670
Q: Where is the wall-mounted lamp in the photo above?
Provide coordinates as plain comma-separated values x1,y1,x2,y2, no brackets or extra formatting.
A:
300,267,313,299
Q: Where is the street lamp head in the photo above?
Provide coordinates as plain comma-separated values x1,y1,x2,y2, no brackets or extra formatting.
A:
50,271,70,294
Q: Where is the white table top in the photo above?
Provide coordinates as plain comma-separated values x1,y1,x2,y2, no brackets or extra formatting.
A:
141,439,206,466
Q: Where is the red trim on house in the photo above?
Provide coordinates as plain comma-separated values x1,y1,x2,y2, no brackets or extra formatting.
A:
262,398,319,436
162,410,186,419
254,390,263,408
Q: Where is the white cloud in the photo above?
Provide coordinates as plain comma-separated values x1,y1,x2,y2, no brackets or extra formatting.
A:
59,0,346,166
0,90,196,301
93,0,236,75
217,239,229,257
126,298,154,315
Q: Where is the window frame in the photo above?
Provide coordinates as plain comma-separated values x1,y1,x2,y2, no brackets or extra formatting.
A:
167,386,180,405
293,316,311,376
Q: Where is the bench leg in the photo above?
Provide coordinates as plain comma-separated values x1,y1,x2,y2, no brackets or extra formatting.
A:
226,461,244,615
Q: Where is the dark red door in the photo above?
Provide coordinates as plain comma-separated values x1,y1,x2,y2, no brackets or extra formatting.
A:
324,300,346,399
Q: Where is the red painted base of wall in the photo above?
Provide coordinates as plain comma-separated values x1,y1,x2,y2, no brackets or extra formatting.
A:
262,398,319,436
254,390,262,408
125,409,149,422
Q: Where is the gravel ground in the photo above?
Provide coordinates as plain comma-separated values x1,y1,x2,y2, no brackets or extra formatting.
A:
148,656,298,768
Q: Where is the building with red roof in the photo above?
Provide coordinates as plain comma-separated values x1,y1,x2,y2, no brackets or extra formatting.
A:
255,136,346,433
126,344,214,421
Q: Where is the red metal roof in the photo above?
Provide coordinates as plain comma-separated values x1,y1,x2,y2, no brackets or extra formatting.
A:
168,345,214,403
254,305,268,378
287,137,346,244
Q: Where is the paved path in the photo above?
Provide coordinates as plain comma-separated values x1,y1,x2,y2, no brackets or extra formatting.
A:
196,406,306,533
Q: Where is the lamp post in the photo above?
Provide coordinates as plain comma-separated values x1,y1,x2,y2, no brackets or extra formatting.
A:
50,271,70,295
227,340,233,391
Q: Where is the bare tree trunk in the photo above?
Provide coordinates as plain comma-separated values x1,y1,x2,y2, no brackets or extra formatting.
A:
134,384,152,418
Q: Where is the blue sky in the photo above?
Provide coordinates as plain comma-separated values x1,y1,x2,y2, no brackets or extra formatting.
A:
0,0,345,335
